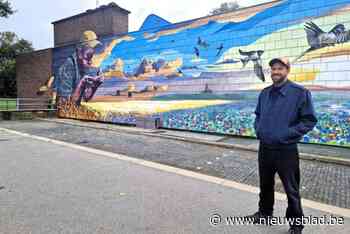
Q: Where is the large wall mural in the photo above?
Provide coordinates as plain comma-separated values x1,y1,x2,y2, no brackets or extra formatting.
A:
52,0,350,147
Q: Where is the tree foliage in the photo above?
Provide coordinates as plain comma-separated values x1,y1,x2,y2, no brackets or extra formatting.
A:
0,0,14,18
209,1,240,15
0,32,34,97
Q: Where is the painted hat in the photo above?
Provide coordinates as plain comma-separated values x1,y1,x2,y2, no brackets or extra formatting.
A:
80,30,101,48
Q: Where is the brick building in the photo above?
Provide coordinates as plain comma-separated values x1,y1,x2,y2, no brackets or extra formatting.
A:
52,2,130,47
16,48,52,99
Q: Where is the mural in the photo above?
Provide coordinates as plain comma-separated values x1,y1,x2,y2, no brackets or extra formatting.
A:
51,0,350,147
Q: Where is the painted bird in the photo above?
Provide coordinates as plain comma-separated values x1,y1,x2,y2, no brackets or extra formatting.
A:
37,76,55,95
296,21,350,61
216,43,224,56
194,47,200,58
239,49,265,82
197,37,210,48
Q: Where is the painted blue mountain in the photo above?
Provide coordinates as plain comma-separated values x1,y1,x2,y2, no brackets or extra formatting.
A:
139,14,172,31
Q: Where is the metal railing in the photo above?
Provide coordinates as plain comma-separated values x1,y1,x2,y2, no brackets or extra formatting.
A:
0,98,56,112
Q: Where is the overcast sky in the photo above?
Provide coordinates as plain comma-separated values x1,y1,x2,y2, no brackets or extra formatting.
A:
0,0,272,50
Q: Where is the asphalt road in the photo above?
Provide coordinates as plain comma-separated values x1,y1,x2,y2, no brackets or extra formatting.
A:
0,128,349,233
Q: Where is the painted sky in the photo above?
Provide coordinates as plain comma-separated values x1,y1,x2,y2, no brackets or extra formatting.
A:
97,0,350,73
1,0,273,50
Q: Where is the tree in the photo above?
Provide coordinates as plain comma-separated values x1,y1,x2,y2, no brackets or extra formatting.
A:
209,1,240,15
0,1,34,97
0,0,14,18
0,32,34,97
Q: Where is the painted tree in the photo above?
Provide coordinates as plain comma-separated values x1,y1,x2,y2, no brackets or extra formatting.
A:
209,1,240,15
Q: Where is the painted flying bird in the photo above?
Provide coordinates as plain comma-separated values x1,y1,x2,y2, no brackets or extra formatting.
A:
216,43,224,56
37,76,55,95
197,37,210,48
194,47,200,58
295,21,350,61
214,59,238,65
239,49,265,82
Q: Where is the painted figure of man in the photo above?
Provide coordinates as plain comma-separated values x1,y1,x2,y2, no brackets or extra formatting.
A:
53,30,104,106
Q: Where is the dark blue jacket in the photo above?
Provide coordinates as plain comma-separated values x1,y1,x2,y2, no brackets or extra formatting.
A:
254,79,318,149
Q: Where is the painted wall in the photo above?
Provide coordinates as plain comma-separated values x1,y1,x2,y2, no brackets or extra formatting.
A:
52,0,350,147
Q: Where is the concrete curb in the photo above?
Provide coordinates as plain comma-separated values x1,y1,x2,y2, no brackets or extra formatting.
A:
37,118,350,167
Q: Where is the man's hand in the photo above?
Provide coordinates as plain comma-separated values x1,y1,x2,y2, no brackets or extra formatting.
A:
71,74,104,105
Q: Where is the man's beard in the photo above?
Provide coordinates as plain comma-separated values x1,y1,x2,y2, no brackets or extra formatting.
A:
271,75,287,85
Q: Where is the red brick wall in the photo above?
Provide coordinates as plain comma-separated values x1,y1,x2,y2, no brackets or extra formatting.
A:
53,8,129,47
16,48,52,98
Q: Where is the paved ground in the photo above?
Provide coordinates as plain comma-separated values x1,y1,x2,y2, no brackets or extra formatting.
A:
0,120,349,209
0,130,349,234
40,118,350,160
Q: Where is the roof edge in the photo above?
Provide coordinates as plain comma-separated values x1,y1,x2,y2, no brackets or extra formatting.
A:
52,2,130,25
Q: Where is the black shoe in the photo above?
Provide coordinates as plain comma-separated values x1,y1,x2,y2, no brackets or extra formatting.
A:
244,211,272,225
288,226,303,234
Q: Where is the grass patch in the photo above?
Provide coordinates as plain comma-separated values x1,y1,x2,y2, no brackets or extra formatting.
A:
0,99,17,111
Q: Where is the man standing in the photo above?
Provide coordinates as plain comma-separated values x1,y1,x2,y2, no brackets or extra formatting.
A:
245,57,318,234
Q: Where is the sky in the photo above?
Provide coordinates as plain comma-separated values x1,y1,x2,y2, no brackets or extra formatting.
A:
0,0,272,50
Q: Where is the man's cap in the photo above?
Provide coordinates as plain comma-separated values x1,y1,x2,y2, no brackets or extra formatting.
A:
80,30,101,48
269,57,291,69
